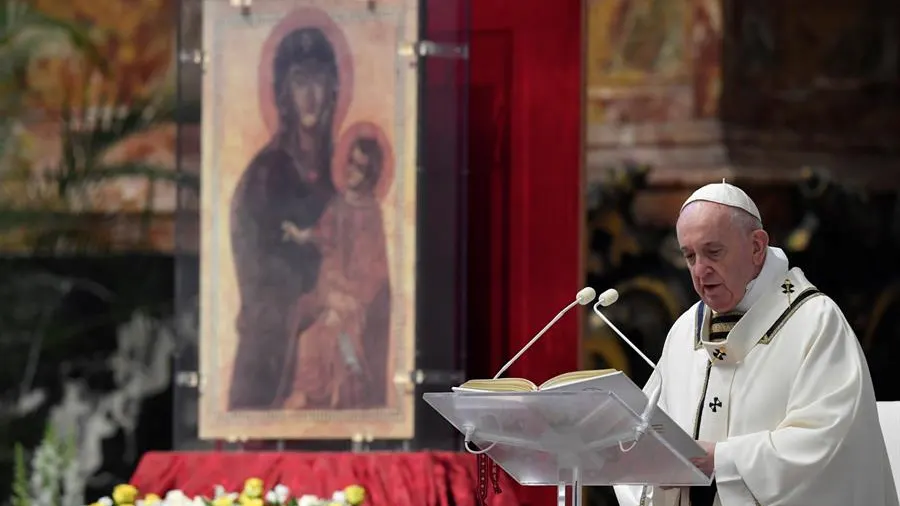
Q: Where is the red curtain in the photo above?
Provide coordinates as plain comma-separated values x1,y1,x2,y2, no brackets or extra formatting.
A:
468,0,583,504
468,0,583,400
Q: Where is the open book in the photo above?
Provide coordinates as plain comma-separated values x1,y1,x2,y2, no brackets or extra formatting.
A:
454,369,619,393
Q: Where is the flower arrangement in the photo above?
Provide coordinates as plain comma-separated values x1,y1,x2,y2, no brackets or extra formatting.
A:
87,480,367,506
10,425,81,506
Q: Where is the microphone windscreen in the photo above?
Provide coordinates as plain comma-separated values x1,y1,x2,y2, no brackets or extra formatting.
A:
576,287,597,305
597,288,619,307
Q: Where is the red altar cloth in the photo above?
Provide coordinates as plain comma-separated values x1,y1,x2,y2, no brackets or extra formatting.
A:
130,452,522,506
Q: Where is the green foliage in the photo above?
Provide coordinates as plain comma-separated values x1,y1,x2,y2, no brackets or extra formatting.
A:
8,423,82,506
12,443,30,506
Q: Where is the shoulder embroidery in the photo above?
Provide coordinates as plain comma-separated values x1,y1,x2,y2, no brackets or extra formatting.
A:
758,287,823,344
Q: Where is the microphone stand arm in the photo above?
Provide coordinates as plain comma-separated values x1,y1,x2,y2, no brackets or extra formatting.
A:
592,300,661,443
493,300,579,379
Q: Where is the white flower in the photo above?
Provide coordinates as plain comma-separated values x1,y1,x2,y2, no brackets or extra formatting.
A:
265,491,277,504
164,490,191,506
214,485,227,498
298,495,320,506
274,485,290,503
137,500,145,506
331,492,346,504
191,496,206,506
165,490,186,502
99,497,114,506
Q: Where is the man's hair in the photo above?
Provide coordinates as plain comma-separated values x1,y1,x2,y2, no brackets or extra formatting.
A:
731,207,763,234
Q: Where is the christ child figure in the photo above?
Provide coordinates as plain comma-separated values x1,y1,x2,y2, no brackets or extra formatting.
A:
280,135,390,409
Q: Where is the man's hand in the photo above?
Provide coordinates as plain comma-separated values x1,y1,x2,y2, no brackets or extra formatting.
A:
690,441,717,477
661,440,716,490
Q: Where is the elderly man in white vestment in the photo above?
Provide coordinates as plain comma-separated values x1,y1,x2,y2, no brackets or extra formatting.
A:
614,182,899,506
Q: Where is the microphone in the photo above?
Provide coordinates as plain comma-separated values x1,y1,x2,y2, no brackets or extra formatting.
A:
593,289,655,369
592,289,662,444
492,287,597,379
596,288,619,307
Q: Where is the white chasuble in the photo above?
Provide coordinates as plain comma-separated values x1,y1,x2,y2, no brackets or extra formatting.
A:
614,247,899,506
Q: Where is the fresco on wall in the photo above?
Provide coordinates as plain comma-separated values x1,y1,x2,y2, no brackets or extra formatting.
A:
721,0,900,153
585,0,690,124
0,0,182,253
585,0,725,125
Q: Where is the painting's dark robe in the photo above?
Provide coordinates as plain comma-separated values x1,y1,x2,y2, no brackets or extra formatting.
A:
227,144,334,409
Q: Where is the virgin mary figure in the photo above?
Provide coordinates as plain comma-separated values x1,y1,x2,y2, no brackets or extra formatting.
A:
227,27,339,410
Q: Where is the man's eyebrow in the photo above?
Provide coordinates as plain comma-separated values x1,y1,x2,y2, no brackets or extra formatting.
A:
681,242,724,253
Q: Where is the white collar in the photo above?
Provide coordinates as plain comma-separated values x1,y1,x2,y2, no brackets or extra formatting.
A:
735,246,790,313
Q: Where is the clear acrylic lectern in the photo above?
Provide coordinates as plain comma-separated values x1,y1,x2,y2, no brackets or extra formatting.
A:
423,391,711,506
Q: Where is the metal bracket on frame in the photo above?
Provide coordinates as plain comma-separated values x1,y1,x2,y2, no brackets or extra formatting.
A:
230,0,252,16
175,370,199,387
178,49,209,72
398,41,469,60
411,369,466,386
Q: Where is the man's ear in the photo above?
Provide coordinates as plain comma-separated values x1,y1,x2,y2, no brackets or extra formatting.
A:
751,229,769,265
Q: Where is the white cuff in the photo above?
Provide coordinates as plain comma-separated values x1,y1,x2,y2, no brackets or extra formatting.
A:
714,439,757,505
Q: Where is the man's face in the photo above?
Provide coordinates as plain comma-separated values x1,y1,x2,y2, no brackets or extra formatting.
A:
676,202,766,313
287,63,328,129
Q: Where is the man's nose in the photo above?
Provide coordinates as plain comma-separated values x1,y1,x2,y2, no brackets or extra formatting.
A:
692,259,712,278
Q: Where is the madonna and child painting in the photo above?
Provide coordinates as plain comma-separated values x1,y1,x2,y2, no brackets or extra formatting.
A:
198,0,417,440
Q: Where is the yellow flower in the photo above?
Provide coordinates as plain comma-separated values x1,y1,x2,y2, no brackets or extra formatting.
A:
113,485,139,505
212,496,235,506
242,478,264,499
144,494,161,505
343,486,365,506
241,499,263,506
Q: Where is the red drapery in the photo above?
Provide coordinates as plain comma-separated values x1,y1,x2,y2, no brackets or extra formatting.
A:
468,0,583,502
130,452,519,506
468,0,583,379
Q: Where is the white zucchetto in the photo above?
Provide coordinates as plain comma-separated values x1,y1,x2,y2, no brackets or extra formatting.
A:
680,179,762,223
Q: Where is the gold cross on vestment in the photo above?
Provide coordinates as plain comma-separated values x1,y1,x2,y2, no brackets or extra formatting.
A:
712,347,727,361
781,279,795,304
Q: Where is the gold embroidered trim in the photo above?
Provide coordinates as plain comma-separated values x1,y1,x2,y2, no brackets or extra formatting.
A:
758,288,823,345
710,321,738,333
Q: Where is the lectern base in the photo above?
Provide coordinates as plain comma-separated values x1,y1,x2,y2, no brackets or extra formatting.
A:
557,467,582,506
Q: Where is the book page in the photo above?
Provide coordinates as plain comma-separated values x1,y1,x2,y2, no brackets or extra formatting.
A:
539,369,618,390
455,377,538,392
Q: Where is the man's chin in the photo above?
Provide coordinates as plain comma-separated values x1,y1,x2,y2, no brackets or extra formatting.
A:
702,297,737,314
700,287,731,311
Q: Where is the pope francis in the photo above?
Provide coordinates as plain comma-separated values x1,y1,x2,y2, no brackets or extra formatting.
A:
614,182,899,506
